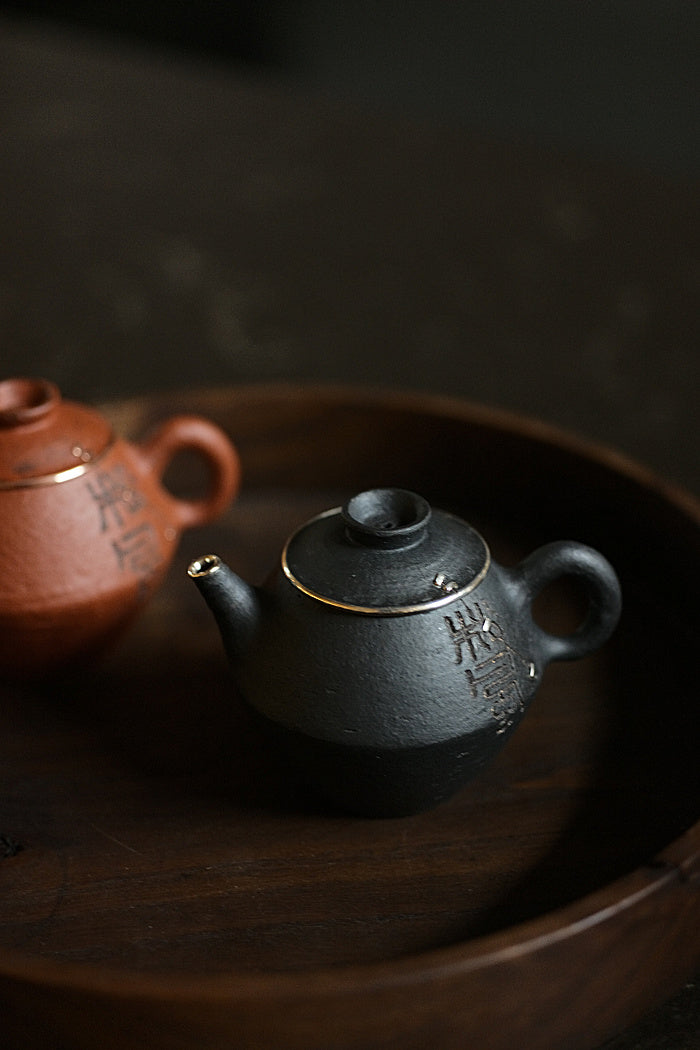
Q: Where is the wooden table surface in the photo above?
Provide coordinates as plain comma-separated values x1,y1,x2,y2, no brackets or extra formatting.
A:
0,13,698,1048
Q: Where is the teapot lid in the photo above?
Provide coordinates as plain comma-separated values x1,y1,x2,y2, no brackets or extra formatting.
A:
0,378,113,487
282,487,490,614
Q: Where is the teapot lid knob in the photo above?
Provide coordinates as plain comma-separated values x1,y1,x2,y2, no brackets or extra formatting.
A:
0,377,60,427
342,488,431,550
0,377,113,486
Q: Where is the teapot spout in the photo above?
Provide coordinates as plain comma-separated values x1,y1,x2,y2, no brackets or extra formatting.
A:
188,554,260,661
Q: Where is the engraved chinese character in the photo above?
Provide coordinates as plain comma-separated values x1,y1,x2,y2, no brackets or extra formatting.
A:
112,523,161,576
87,466,146,532
444,601,501,664
445,600,527,734
465,649,525,733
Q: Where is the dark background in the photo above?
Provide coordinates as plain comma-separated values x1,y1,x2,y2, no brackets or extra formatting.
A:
0,2,698,490
2,0,699,176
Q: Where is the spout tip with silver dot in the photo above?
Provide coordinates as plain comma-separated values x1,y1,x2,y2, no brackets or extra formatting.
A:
188,554,222,578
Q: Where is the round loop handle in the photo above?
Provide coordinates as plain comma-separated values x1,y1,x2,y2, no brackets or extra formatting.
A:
138,415,241,530
514,540,622,664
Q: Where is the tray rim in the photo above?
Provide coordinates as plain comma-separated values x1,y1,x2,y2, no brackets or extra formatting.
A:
0,825,697,996
1,381,699,1003
114,379,700,516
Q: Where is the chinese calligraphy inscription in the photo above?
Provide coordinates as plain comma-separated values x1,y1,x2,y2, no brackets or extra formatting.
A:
445,600,535,733
87,466,163,578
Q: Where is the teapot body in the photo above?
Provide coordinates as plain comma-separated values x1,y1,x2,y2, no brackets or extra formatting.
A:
0,377,240,678
191,487,622,817
235,563,542,816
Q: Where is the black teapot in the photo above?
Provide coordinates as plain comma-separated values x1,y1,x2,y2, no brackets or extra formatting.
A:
189,488,621,817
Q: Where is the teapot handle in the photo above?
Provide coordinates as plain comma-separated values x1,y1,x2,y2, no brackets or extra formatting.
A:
136,415,241,530
512,541,622,664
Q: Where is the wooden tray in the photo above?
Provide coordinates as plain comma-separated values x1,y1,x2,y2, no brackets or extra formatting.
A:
1,384,698,1050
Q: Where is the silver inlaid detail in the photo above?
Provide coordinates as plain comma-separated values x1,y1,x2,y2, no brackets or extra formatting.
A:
0,437,115,490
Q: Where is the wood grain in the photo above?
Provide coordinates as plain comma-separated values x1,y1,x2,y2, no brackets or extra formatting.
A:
1,386,698,1049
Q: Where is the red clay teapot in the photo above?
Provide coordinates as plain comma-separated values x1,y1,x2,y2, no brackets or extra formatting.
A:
0,377,240,678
